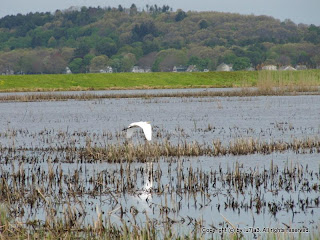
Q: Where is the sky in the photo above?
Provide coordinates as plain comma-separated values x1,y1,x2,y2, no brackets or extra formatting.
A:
1,0,320,26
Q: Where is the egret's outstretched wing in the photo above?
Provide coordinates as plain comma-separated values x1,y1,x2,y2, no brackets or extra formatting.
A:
126,121,152,141
126,127,136,139
141,123,152,141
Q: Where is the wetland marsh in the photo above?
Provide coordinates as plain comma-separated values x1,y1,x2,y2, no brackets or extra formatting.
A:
0,88,319,239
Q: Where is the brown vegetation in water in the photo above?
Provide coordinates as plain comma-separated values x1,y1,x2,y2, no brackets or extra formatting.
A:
0,86,319,103
1,136,319,163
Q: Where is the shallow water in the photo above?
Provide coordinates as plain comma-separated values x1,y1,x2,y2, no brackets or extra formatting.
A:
1,152,318,236
0,94,319,147
0,87,241,96
0,92,319,237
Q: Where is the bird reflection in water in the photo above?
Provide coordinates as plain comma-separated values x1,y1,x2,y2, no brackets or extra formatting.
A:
140,162,153,205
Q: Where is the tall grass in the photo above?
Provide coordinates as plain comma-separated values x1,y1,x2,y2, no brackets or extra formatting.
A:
257,70,320,92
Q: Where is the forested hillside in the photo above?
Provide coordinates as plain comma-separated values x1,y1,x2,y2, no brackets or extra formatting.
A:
1,4,320,74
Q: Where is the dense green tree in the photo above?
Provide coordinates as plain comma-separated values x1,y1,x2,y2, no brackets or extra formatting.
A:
198,19,209,29
187,56,209,70
95,38,117,57
130,4,138,16
142,40,160,55
221,53,237,65
233,57,251,71
69,58,84,73
1,7,320,73
89,55,109,72
17,51,46,73
73,42,90,58
175,10,187,22
47,37,57,48
43,52,67,73
161,5,170,13
152,49,187,72
110,58,122,72
245,51,265,66
7,36,31,49
83,54,94,72
118,5,124,12
121,53,136,72
130,42,144,59
131,21,158,42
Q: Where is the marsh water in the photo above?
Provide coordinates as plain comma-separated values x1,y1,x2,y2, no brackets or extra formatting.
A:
0,89,319,237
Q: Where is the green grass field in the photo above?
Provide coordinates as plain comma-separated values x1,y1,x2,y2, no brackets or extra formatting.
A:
0,70,319,92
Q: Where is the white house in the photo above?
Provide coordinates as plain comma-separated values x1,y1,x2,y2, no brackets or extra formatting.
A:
246,67,255,71
279,66,296,71
65,67,72,74
216,63,233,71
295,65,307,70
186,65,199,72
132,66,151,73
3,68,14,75
100,66,113,73
173,66,188,72
261,65,277,70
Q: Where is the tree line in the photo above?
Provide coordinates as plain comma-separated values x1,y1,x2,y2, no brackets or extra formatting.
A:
0,4,320,74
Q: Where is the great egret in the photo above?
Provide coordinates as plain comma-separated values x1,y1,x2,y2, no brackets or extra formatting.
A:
124,121,152,141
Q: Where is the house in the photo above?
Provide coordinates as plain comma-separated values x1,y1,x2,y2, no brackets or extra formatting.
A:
203,69,209,72
65,67,72,74
245,67,255,71
132,66,151,73
279,66,296,71
186,65,199,72
4,69,14,75
261,65,277,70
100,66,113,73
295,65,307,70
173,66,188,72
132,66,144,73
216,63,233,71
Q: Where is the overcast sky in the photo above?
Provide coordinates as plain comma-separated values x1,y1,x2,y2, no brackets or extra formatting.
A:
1,0,320,25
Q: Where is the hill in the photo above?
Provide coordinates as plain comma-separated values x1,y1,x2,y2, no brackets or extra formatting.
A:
0,4,320,74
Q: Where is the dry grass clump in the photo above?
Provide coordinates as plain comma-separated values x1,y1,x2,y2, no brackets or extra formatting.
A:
257,70,320,93
81,137,320,162
0,204,202,239
1,136,319,163
0,159,318,239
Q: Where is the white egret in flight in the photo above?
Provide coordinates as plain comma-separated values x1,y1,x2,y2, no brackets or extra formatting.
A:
124,121,152,141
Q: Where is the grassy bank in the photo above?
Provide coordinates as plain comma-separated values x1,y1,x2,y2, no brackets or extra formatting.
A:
0,70,319,92
0,71,256,92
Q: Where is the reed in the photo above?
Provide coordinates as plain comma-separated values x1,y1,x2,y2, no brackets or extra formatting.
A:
0,85,319,103
257,70,320,93
0,161,318,239
67,136,320,162
1,136,320,163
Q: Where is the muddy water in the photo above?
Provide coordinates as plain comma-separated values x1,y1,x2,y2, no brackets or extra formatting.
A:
0,92,319,237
